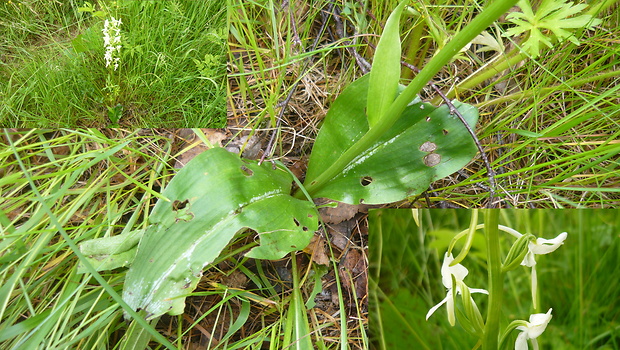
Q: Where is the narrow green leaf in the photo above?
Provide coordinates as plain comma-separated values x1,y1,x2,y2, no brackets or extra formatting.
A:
0,310,52,342
219,299,251,344
506,128,543,138
284,259,313,349
119,317,159,350
366,0,406,128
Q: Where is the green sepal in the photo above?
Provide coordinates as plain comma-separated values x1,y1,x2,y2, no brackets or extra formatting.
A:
502,233,535,273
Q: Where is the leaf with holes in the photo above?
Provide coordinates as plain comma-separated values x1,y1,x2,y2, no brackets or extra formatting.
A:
79,147,318,320
304,74,478,204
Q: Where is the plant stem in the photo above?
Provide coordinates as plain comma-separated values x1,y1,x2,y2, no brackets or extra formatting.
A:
482,209,502,350
436,49,525,104
300,0,519,198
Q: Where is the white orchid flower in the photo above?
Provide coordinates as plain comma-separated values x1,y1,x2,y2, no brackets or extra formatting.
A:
521,232,568,267
515,308,553,350
426,253,488,326
520,232,567,308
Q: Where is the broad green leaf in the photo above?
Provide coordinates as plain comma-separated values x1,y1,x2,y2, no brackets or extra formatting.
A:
79,148,318,320
366,0,406,128
305,74,478,205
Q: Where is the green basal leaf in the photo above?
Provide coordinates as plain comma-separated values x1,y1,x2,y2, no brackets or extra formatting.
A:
305,74,479,205
366,0,406,128
79,148,318,320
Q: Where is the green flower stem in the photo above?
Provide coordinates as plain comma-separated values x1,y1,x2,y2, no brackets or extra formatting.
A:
482,209,502,350
450,209,478,266
299,0,519,198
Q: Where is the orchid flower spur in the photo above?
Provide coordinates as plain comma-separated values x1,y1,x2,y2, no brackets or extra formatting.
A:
426,253,488,326
521,232,567,308
515,308,553,350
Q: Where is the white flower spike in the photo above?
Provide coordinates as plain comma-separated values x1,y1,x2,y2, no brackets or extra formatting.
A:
521,232,567,308
515,308,553,350
102,17,122,70
426,253,488,326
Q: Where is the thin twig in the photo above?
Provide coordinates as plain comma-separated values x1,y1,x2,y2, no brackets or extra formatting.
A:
332,5,371,73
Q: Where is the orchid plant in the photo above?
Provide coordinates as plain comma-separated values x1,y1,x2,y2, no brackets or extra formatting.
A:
77,2,123,126
424,210,567,350
101,15,123,126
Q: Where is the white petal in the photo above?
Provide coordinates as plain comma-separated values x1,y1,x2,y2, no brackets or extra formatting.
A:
529,308,553,324
469,287,489,295
526,308,552,338
426,295,449,320
498,224,523,238
529,232,567,255
441,253,469,288
521,250,537,267
515,332,529,350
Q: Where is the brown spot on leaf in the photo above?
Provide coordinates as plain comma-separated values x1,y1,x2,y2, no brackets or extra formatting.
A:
423,153,441,167
419,141,437,152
